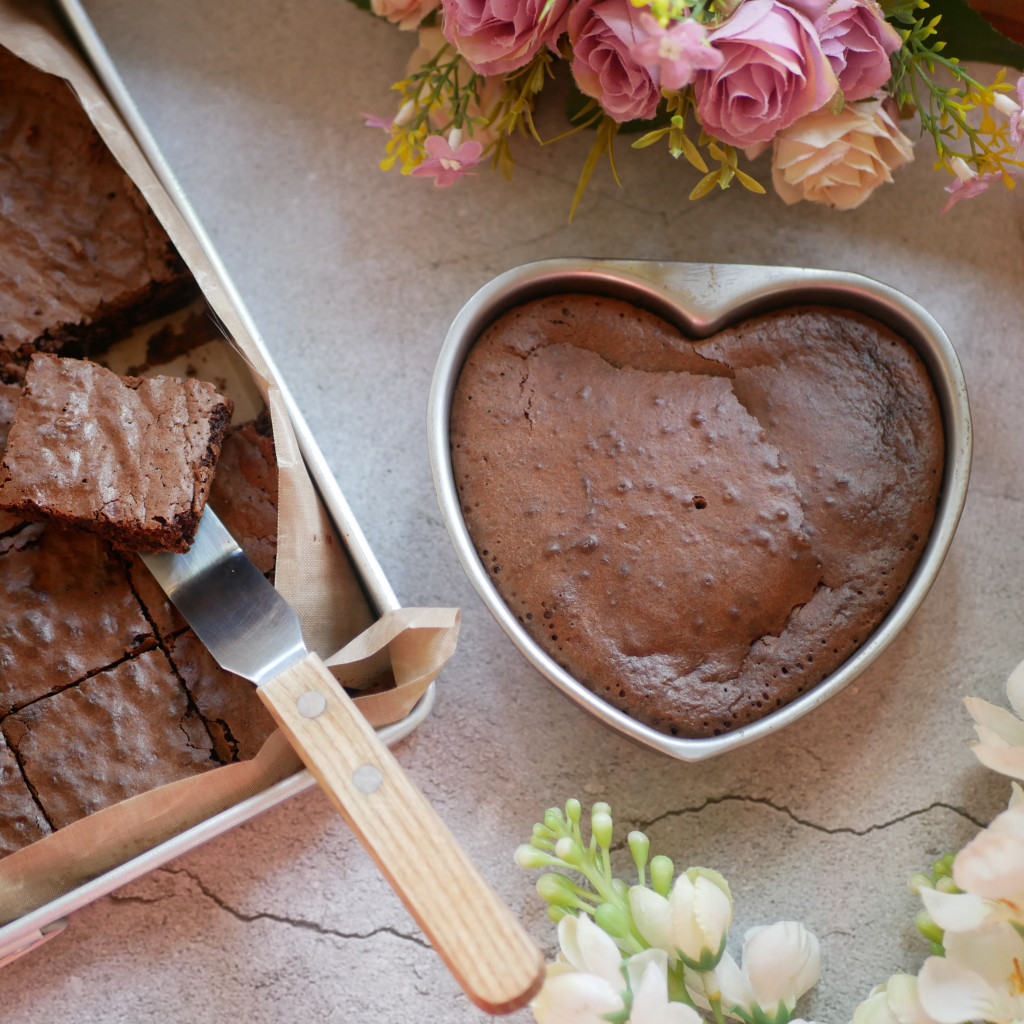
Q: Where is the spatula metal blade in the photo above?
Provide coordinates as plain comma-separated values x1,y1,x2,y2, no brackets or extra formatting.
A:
140,508,306,685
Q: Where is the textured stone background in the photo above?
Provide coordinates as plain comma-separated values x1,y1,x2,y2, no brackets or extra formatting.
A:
4,1,1024,1021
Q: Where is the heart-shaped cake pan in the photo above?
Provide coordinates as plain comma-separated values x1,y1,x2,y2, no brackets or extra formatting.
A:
427,259,971,761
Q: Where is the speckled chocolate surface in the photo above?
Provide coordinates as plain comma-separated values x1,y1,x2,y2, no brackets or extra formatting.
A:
2,647,215,830
451,295,944,738
0,354,233,552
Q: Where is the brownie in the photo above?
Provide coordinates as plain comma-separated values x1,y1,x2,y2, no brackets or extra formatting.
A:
0,729,51,856
209,420,278,575
0,45,197,382
451,295,944,738
0,413,280,856
0,523,154,717
0,47,284,858
2,647,214,830
168,630,276,763
0,354,233,552
0,382,22,534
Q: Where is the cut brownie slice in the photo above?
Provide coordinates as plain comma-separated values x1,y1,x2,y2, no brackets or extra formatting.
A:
0,524,154,717
2,647,215,830
0,729,51,856
0,45,197,381
0,354,233,552
209,419,278,575
169,630,276,763
0,382,22,534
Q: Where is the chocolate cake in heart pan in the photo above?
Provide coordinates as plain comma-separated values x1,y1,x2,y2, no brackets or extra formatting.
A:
0,43,279,857
450,293,944,739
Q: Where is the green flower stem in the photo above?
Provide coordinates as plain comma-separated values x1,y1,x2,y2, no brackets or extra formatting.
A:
710,995,729,1024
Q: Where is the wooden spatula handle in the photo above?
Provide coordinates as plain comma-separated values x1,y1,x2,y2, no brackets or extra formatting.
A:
257,652,545,1015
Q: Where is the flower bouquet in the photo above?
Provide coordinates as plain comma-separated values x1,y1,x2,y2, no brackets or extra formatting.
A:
513,657,1024,1024
357,0,1024,213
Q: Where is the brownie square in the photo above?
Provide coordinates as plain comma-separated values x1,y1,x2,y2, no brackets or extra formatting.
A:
0,354,233,552
169,630,276,762
209,420,278,575
0,729,51,856
2,647,215,830
0,524,154,716
0,45,197,381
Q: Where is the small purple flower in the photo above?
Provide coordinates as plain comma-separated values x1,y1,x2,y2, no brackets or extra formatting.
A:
631,13,723,91
410,131,484,187
361,112,395,131
941,164,1002,212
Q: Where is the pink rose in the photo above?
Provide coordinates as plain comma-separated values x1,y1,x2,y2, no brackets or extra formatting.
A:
771,96,913,209
441,0,571,77
693,0,839,148
777,0,830,28
819,0,901,102
371,0,439,30
569,0,662,124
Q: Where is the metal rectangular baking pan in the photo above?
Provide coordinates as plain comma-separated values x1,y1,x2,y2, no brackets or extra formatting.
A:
428,258,971,762
0,0,434,967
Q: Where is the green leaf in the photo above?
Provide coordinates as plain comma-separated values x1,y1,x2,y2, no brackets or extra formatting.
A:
925,0,1024,68
346,0,372,10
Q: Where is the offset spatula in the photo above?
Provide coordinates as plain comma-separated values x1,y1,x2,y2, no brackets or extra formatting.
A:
141,509,544,1015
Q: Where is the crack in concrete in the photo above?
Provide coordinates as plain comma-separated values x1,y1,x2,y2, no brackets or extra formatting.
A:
619,793,986,841
110,866,431,950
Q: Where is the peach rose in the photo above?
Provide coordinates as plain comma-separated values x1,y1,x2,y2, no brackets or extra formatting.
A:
441,0,571,77
693,0,838,147
770,97,913,209
569,0,661,124
370,0,440,30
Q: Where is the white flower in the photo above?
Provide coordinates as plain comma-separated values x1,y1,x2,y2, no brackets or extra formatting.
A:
852,973,940,1024
770,97,914,210
559,912,627,989
629,869,733,969
921,802,1024,933
964,659,1024,780
531,914,627,1024
532,922,705,1024
531,966,626,1024
917,922,1024,1024
627,949,704,1024
716,921,821,1021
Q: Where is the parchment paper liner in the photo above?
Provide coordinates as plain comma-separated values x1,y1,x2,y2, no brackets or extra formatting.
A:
0,1,458,925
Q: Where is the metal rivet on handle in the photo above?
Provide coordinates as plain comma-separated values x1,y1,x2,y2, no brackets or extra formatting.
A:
296,690,328,719
353,764,383,794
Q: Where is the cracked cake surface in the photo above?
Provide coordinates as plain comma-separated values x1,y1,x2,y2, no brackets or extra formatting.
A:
0,354,233,552
450,294,944,738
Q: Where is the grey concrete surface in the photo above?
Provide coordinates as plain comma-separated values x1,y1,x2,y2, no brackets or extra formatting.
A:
4,1,1024,1021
